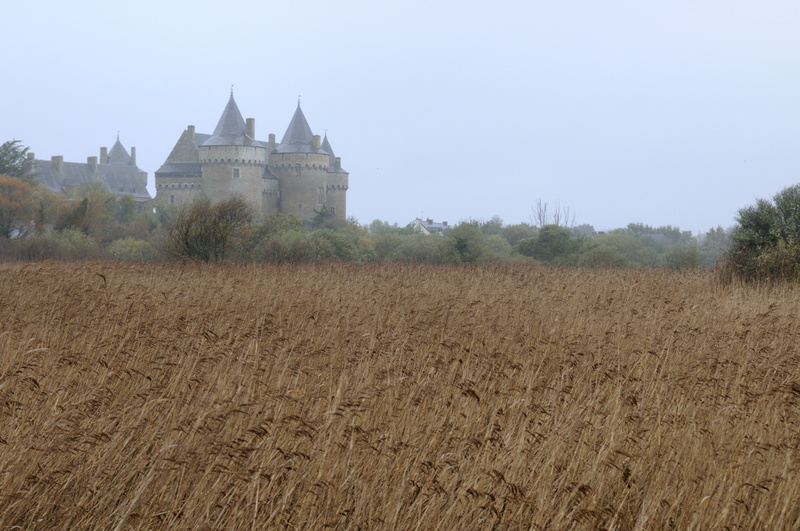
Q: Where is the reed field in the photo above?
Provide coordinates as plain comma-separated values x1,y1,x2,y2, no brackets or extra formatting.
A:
1,262,800,530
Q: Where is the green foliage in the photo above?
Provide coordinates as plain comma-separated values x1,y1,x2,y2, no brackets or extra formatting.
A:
112,195,137,223
516,224,585,263
155,203,179,229
13,228,103,260
32,187,67,233
57,184,117,241
46,228,99,255
755,239,800,280
53,184,159,246
483,234,513,261
590,234,659,266
311,205,336,229
0,140,35,184
478,216,504,236
615,222,695,247
107,238,159,262
698,226,730,266
313,229,375,262
725,184,800,282
577,246,627,268
664,245,700,269
500,223,538,247
257,212,303,236
571,224,596,237
447,222,486,263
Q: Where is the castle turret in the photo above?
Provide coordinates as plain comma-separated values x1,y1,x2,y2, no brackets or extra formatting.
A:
199,94,266,214
321,133,349,222
270,103,334,222
155,94,347,219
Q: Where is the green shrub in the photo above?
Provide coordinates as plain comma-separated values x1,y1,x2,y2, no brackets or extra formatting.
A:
578,246,627,268
44,229,102,259
107,238,159,262
665,245,700,270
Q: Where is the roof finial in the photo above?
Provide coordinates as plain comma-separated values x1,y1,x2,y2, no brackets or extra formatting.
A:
298,95,301,107
117,131,120,141
231,85,234,97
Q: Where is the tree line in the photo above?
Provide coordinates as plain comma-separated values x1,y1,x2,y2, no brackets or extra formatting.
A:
2,139,799,281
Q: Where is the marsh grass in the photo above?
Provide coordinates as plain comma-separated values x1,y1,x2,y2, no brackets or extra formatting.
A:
1,263,799,529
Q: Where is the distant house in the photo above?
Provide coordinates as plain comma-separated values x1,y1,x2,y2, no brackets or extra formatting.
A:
30,136,151,208
412,218,449,235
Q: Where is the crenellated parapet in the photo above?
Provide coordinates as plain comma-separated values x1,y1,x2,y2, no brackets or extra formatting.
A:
199,145,267,166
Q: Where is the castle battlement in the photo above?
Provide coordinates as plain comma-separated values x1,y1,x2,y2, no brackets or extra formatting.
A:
154,94,349,222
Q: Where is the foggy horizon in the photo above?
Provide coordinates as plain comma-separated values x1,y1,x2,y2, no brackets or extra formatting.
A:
4,1,799,235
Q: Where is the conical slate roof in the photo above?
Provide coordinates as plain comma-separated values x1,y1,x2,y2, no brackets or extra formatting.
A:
107,137,132,165
276,103,316,152
321,134,334,157
202,94,262,147
321,133,347,173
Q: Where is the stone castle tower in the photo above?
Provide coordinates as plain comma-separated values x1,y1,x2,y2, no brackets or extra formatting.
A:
155,94,348,223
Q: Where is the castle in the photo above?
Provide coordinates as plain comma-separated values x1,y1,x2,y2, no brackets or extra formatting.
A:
155,94,349,223
30,137,151,208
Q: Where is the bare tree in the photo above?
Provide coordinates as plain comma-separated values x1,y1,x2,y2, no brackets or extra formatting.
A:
165,196,252,262
532,199,575,228
533,199,548,228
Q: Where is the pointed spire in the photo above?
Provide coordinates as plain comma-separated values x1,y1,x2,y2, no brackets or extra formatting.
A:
202,93,262,147
107,136,132,165
321,133,334,157
213,94,245,138
279,104,314,148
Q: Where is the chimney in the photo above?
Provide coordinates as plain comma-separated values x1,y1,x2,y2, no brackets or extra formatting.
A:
27,152,35,161
87,156,98,172
269,133,276,150
130,147,136,167
312,134,321,151
52,155,63,172
187,125,195,142
334,157,341,171
100,147,108,164
246,118,255,140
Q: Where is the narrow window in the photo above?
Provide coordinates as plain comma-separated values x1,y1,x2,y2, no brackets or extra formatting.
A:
170,194,175,204
330,206,335,216
295,164,301,175
233,168,240,178
317,187,324,205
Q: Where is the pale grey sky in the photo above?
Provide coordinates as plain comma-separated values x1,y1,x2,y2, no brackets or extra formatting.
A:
4,0,800,233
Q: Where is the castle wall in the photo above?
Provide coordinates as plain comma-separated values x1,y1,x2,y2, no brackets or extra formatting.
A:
156,101,348,220
262,178,280,215
325,172,348,222
200,145,266,214
155,177,203,206
270,152,330,222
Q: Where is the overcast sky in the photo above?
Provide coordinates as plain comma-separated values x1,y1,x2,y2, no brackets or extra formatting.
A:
4,1,799,233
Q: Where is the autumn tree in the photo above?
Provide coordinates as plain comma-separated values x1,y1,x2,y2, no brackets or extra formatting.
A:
165,196,253,262
0,175,36,238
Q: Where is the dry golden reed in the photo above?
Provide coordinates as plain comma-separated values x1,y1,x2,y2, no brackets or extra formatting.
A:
1,262,800,529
